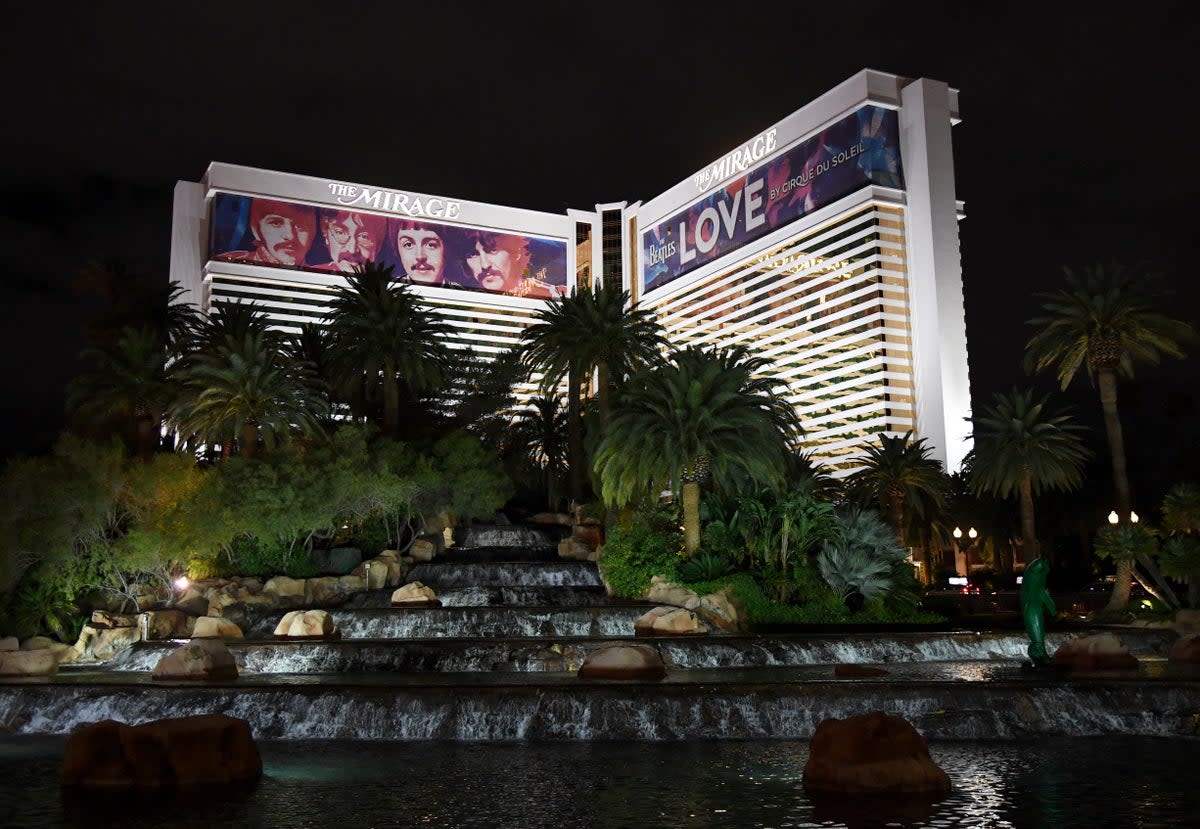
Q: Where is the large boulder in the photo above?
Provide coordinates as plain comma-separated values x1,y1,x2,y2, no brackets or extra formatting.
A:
273,609,339,639
192,617,245,640
88,627,143,662
409,538,437,562
558,537,597,561
174,589,210,617
144,609,193,640
90,611,136,629
696,589,748,633
1168,633,1200,664
804,711,951,794
577,643,667,680
645,576,701,610
1052,633,1140,671
0,635,18,652
263,576,307,605
634,607,707,636
304,576,362,606
530,512,573,527
62,714,261,788
391,582,441,607
151,639,238,681
353,559,390,589
0,648,59,676
571,523,604,551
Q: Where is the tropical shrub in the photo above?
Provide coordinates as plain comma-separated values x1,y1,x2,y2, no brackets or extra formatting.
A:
816,509,920,611
678,550,735,583
598,508,682,598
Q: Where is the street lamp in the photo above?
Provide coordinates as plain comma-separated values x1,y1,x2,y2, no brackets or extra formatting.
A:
1108,510,1139,525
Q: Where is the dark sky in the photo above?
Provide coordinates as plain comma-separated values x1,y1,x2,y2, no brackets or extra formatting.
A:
1,2,1196,506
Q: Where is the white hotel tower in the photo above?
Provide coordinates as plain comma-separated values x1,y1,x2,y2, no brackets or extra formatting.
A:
170,69,971,476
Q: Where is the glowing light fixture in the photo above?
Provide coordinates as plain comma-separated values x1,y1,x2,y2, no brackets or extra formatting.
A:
173,576,190,591
1108,511,1119,525
968,527,978,540
1131,511,1139,524
953,527,962,539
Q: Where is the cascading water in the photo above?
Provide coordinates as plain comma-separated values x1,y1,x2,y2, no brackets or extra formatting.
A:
2,524,1197,740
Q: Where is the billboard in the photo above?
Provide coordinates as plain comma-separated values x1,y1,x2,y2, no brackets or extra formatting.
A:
641,105,904,293
208,193,568,300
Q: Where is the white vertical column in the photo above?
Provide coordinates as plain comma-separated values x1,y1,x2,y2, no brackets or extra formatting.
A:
898,78,972,472
169,181,207,312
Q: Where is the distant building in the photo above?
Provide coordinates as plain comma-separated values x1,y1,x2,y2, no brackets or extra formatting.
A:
170,69,970,475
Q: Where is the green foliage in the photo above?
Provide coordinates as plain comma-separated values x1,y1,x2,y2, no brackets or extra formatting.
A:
845,432,947,543
226,535,316,579
1025,263,1196,387
348,517,393,557
816,509,920,609
598,509,683,598
1157,535,1200,581
1162,483,1200,534
967,388,1090,499
678,550,735,583
595,345,799,508
410,430,513,523
733,488,841,577
1094,524,1158,564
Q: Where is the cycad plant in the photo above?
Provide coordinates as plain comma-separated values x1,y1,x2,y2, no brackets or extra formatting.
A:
816,508,917,612
1026,263,1195,610
594,345,799,555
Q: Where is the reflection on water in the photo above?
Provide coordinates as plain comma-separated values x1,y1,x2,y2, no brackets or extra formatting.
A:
2,736,1198,828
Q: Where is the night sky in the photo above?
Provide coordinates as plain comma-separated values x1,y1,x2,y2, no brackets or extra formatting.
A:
1,3,1196,508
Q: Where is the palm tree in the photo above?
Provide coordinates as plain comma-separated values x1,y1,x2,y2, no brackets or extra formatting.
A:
325,263,453,439
966,389,1091,563
593,345,799,555
845,432,947,572
68,326,174,461
1025,263,1195,610
507,395,569,511
171,304,327,458
521,285,667,504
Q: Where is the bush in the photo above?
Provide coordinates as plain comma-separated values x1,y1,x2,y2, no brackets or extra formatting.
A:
678,550,735,583
226,535,316,579
348,517,393,557
599,509,683,598
817,509,920,611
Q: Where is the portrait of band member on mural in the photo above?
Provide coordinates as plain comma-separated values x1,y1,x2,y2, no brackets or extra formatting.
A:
210,193,568,300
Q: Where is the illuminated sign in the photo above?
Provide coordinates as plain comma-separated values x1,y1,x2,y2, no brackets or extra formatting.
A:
326,181,462,221
208,193,567,300
693,128,778,193
643,105,904,294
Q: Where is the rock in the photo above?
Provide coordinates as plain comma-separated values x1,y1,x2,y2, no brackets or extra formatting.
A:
263,576,306,604
1052,633,1140,671
571,524,604,550
1174,609,1200,635
391,582,441,607
21,635,58,651
1168,633,1200,664
174,589,210,617
274,610,339,639
89,627,143,662
304,576,359,606
835,664,890,677
354,559,390,589
652,608,707,635
385,558,406,587
144,609,192,640
151,639,238,680
634,607,675,636
192,617,245,640
90,611,136,629
804,711,951,794
530,512,573,526
409,538,437,562
0,636,18,652
558,537,594,561
645,580,701,610
326,547,362,575
0,648,59,676
578,643,666,680
696,589,747,633
62,714,261,788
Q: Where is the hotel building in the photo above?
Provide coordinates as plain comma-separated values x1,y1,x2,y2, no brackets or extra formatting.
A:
170,69,970,475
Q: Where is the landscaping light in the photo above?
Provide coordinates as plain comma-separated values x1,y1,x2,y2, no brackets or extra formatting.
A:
173,576,190,591
1130,511,1139,524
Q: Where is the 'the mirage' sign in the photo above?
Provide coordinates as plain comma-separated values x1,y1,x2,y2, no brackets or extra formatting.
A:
642,106,903,294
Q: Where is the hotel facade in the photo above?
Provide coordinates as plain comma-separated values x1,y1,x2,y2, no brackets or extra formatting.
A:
170,69,971,476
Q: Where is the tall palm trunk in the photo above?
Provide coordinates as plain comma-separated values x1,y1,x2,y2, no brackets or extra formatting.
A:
597,361,611,435
888,490,905,548
383,361,400,439
135,410,158,463
682,481,702,556
1019,470,1038,561
567,365,584,506
241,421,258,459
1098,368,1134,612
